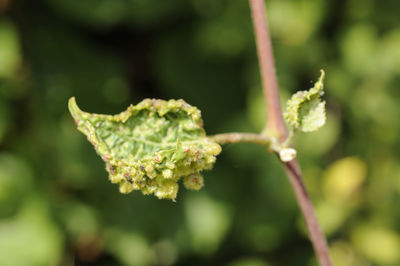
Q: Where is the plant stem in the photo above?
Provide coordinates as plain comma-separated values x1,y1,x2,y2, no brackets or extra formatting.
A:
248,0,286,140
283,160,333,266
209,132,271,145
248,0,333,265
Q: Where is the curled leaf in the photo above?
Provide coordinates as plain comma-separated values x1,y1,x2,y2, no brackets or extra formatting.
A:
284,70,326,132
68,97,221,200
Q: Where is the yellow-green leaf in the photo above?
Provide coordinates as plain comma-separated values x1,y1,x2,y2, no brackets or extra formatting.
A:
68,97,221,200
284,70,326,132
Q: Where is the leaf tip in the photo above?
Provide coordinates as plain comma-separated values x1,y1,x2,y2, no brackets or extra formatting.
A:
319,69,325,80
316,69,325,93
68,97,84,122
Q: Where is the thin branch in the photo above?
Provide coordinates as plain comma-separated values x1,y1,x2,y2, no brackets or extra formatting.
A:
249,0,286,140
209,132,271,145
248,0,333,265
283,161,332,266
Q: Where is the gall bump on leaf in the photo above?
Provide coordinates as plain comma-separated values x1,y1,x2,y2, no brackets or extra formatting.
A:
68,97,221,200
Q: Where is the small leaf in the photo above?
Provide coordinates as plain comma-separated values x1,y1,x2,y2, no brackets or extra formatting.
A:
68,97,221,200
284,70,326,132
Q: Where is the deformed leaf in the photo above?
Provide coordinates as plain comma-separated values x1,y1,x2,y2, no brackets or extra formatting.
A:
284,70,326,132
68,97,221,200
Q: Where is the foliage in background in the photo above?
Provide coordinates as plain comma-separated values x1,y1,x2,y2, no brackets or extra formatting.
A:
1,0,400,265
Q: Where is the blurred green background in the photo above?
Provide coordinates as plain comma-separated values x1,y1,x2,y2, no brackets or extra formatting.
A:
1,0,400,265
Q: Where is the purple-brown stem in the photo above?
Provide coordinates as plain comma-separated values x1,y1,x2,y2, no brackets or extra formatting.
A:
249,0,286,140
248,0,333,265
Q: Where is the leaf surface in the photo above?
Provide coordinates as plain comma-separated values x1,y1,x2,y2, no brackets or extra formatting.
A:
68,98,221,200
285,70,326,132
